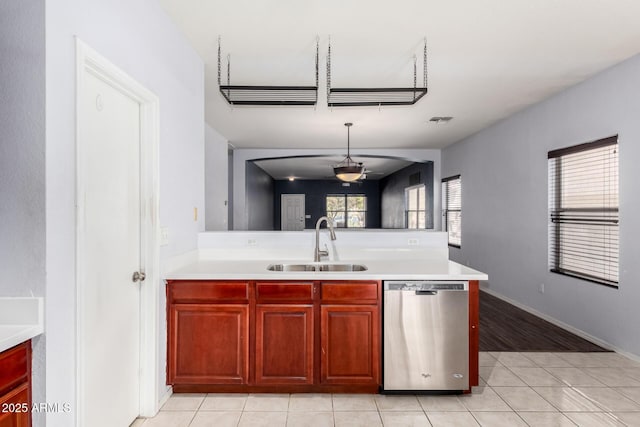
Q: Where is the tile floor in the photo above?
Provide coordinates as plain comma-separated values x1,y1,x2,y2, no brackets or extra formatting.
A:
132,352,640,427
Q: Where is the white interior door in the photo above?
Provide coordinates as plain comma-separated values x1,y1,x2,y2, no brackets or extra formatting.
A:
281,194,305,230
79,69,142,427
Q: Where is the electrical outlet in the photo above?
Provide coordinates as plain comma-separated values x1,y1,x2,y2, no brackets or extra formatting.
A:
194,207,198,221
247,239,258,246
408,238,419,246
539,283,545,294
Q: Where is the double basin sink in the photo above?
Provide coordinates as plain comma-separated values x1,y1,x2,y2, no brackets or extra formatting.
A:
267,263,368,272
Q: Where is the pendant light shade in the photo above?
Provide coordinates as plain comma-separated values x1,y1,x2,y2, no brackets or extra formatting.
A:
334,123,364,182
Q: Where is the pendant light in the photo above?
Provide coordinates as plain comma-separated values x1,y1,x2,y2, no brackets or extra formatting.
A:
333,123,364,182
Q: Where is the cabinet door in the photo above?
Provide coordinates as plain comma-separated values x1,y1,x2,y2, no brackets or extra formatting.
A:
168,304,249,384
320,305,380,385
0,383,30,427
255,305,314,384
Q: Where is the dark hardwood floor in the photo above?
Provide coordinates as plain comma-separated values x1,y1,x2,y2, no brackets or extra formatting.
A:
480,291,609,352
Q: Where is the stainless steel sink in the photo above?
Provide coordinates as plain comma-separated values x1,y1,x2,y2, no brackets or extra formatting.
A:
267,263,368,272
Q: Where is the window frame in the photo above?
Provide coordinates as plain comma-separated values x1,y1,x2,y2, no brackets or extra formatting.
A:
548,135,619,288
442,175,462,248
326,194,367,228
405,184,427,229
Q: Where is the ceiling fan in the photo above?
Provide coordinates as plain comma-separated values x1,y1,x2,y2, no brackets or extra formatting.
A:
333,123,365,182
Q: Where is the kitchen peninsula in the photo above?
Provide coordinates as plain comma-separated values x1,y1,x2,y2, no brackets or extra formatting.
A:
165,231,487,394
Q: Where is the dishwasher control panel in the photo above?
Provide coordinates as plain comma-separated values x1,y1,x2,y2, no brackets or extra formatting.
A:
384,281,468,291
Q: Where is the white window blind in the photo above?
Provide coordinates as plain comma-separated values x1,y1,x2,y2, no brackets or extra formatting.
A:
442,175,461,247
548,136,619,287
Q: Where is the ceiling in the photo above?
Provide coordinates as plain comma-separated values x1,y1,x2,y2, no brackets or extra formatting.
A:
253,156,415,181
159,0,640,150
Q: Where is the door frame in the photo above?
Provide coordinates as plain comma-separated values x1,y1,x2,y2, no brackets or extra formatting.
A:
281,194,305,230
75,39,160,422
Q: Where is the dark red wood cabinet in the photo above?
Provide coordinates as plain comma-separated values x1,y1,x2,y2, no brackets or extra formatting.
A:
167,280,381,392
0,341,32,427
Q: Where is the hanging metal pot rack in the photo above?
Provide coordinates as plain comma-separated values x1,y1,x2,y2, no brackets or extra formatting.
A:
327,38,428,107
217,37,319,106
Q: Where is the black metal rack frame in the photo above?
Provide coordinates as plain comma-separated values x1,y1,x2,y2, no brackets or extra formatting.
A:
217,38,319,106
327,38,428,107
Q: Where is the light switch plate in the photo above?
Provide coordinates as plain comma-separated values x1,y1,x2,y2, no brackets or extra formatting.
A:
160,227,169,246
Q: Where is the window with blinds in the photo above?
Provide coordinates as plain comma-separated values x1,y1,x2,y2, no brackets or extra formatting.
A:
548,136,619,287
442,175,461,247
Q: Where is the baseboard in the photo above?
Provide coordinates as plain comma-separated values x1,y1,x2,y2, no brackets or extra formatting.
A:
480,288,640,363
158,385,172,410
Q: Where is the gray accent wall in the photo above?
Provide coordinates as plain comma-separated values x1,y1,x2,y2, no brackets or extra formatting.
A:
274,179,381,229
442,53,640,358
0,1,46,425
380,162,434,229
246,162,275,230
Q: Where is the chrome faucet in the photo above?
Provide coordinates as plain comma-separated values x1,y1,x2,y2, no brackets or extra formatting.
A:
314,216,337,262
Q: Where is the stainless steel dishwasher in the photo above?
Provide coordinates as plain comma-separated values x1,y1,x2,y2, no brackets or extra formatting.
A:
383,281,469,392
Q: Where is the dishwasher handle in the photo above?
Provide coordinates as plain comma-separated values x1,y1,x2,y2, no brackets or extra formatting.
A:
415,290,438,296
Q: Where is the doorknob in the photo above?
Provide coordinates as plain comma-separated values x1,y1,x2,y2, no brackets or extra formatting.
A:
132,271,146,283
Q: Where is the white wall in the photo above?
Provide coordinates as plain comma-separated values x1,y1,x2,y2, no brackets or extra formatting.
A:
233,148,442,231
205,124,229,230
442,53,640,358
46,0,205,425
0,1,46,425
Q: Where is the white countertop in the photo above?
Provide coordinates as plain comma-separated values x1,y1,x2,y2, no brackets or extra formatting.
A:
0,297,44,353
165,258,487,281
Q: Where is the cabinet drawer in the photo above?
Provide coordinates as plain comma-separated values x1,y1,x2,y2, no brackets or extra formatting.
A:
256,282,314,303
0,343,29,397
168,281,249,303
321,281,379,304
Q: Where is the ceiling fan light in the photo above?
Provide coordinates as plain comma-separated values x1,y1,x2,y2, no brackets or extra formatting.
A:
334,165,364,182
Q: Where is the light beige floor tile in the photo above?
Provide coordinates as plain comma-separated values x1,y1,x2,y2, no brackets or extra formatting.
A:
623,368,640,382
509,367,564,386
532,387,601,412
492,386,556,412
459,386,511,412
417,395,466,411
479,366,527,386
374,394,422,411
286,411,334,427
545,367,605,387
582,367,640,387
160,393,205,411
244,394,290,411
189,411,242,427
332,394,377,411
573,386,640,411
471,411,528,427
615,387,640,404
142,411,195,427
238,411,287,427
555,353,611,368
590,353,640,368
563,412,626,427
489,352,536,367
613,411,640,426
426,411,480,427
519,352,573,368
380,411,432,427
517,411,577,427
289,394,333,412
200,393,248,410
130,419,146,427
333,411,382,427
479,352,500,367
